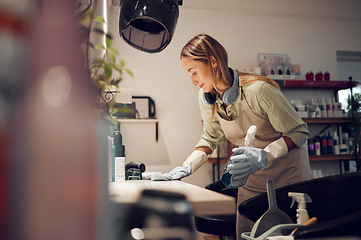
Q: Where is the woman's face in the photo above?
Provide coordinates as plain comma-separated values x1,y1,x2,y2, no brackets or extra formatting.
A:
181,57,215,93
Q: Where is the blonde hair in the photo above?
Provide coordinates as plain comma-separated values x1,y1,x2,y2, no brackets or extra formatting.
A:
181,34,280,116
180,33,231,93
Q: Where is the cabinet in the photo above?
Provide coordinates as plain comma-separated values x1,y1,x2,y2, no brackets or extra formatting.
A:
207,79,360,180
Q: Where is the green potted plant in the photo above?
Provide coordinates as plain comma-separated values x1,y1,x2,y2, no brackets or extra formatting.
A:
347,92,361,158
78,7,133,124
347,93,361,113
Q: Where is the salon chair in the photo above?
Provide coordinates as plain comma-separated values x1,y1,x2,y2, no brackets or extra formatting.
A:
238,172,361,238
194,181,238,239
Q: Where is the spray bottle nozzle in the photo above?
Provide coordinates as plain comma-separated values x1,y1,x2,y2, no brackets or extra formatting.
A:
243,125,257,147
289,192,312,209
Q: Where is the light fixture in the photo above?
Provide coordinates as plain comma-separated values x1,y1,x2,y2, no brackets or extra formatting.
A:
119,0,182,53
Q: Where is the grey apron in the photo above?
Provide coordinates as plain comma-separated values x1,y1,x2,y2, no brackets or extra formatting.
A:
218,90,311,239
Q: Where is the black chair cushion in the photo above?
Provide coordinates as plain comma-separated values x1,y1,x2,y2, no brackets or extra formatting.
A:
194,214,236,237
206,180,238,198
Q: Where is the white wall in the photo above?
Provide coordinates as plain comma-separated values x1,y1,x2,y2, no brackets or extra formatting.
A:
107,0,361,187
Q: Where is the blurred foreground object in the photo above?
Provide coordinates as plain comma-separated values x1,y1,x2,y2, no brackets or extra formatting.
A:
7,0,105,239
121,189,195,240
0,0,32,238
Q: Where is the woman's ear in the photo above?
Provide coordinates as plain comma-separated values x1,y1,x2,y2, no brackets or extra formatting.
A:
210,56,218,69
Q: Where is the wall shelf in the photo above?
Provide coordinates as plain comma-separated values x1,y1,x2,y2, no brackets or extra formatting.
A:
302,117,353,124
118,118,158,124
275,79,358,90
309,154,359,162
117,118,159,141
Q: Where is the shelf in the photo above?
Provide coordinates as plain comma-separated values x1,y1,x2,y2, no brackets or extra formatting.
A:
309,154,359,161
117,118,159,142
117,118,158,123
302,117,353,124
275,79,358,90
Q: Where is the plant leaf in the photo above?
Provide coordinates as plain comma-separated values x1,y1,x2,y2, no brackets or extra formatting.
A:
106,37,111,48
94,44,106,50
78,16,91,25
125,68,133,77
108,47,119,56
86,8,93,18
104,66,112,80
120,59,125,68
97,80,107,88
111,54,116,64
93,16,106,24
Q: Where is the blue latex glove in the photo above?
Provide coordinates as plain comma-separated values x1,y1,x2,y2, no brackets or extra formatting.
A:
227,146,268,180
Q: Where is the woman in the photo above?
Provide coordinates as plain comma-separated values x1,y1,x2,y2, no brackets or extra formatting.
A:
169,33,311,238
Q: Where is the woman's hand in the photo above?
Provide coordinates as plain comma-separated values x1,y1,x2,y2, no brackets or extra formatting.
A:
227,147,268,180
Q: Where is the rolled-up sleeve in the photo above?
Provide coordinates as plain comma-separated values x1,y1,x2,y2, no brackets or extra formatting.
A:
195,89,225,152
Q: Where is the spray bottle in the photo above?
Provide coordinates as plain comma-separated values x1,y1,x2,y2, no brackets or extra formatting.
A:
221,125,257,188
288,192,312,224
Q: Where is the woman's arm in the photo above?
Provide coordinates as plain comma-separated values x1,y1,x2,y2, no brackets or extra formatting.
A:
195,146,212,154
246,82,309,148
283,136,296,152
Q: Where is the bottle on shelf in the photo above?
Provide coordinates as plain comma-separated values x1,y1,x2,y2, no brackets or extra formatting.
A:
308,98,316,118
308,138,315,156
336,101,342,117
311,169,318,179
314,136,321,156
315,71,323,81
309,71,314,81
318,169,324,178
333,131,340,155
327,131,334,155
315,103,321,118
324,71,330,81
321,133,328,155
320,98,327,118
332,98,337,117
311,98,321,118
327,97,333,118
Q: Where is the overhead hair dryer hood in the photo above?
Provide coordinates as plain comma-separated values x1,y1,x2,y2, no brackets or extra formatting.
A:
119,0,181,53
